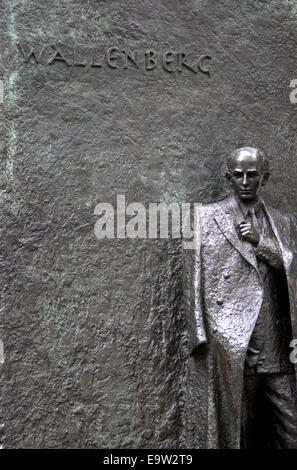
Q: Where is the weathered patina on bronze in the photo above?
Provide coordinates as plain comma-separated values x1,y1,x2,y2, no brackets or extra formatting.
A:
2,0,297,450
184,147,297,448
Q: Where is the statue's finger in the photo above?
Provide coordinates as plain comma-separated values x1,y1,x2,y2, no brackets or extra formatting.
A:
239,223,249,227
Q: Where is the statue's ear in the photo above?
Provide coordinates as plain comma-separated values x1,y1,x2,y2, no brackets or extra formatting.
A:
262,171,270,185
225,171,231,180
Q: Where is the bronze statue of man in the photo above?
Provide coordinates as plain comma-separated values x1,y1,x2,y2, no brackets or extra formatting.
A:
184,147,297,448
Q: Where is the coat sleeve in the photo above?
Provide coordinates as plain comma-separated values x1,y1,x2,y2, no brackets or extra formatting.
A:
254,234,283,270
183,206,208,356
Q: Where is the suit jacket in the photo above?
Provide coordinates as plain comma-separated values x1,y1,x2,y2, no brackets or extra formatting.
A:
183,194,297,448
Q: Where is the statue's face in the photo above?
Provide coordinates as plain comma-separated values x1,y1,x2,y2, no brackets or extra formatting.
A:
229,150,267,202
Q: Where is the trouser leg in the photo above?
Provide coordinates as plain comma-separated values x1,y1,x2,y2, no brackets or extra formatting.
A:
264,373,297,449
241,372,297,448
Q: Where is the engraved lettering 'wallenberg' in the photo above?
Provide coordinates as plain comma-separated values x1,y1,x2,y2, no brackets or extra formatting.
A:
17,43,212,75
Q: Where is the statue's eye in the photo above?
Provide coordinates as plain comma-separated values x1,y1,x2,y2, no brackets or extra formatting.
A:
233,172,242,179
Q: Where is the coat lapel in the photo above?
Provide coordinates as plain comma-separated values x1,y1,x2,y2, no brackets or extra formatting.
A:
213,196,260,276
262,201,293,273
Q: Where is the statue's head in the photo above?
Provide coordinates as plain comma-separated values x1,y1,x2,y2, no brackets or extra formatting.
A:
226,147,270,203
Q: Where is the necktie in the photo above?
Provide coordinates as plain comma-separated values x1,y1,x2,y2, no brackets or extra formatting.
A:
247,208,260,233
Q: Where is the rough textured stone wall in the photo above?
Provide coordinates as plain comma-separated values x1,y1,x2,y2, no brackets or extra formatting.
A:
0,0,296,448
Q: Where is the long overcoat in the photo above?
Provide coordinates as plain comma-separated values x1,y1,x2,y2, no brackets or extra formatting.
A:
184,195,297,448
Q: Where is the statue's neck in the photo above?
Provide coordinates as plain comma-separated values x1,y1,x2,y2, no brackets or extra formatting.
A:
234,193,263,214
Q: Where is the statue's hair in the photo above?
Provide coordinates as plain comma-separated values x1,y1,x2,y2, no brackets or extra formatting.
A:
227,147,269,174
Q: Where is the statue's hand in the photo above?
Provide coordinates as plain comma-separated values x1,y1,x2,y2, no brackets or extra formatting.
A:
238,221,260,246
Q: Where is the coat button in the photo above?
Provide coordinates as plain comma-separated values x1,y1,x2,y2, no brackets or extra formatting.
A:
224,273,230,279
217,299,224,306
